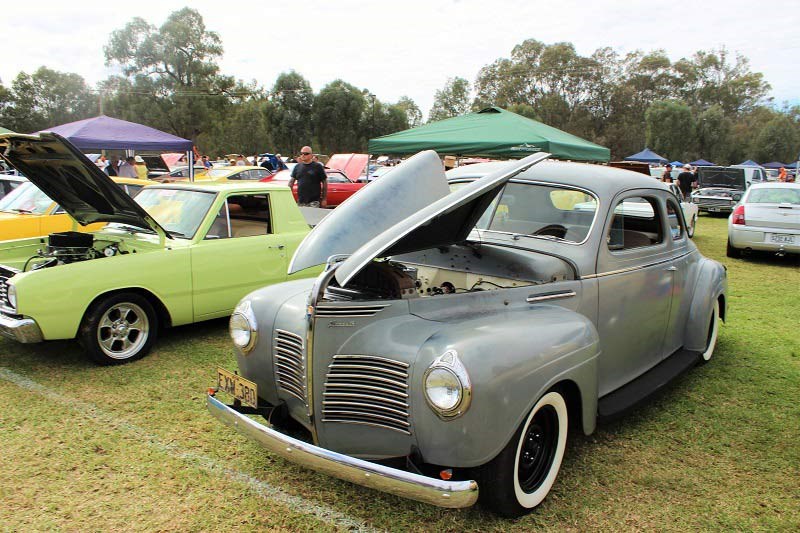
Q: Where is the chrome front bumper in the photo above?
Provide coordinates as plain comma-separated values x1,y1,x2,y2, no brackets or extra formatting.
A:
207,394,479,508
0,313,43,343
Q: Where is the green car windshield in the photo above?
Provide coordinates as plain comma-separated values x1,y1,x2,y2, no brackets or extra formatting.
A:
0,182,53,214
108,188,216,239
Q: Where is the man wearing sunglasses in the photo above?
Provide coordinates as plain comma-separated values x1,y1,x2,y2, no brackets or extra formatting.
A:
288,146,328,207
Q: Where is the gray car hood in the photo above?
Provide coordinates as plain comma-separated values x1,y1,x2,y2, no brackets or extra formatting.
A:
288,150,550,286
0,132,168,232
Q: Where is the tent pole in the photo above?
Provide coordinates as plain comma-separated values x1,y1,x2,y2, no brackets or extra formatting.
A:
188,151,194,183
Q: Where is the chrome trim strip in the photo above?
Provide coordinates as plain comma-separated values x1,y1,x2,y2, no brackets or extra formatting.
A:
526,290,577,303
322,401,410,418
319,417,412,435
324,383,409,399
328,363,408,378
208,394,478,508
326,373,407,389
323,391,410,408
332,354,409,367
582,250,694,279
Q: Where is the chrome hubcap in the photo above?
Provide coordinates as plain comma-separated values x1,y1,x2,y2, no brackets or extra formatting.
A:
97,302,149,359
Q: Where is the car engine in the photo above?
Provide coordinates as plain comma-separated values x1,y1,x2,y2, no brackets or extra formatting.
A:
25,231,123,271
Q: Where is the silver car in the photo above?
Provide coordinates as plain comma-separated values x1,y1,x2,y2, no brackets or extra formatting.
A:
727,182,800,257
208,152,727,517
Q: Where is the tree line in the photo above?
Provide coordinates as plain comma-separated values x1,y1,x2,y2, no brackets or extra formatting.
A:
0,7,797,163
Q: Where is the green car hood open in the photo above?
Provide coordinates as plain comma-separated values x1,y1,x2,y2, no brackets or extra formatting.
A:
0,132,168,233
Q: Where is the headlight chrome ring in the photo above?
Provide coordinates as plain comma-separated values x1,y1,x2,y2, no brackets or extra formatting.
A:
423,349,472,419
229,300,258,353
6,283,17,310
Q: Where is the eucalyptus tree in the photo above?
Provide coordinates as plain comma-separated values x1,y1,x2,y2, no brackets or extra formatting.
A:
267,71,314,155
645,100,695,162
103,7,240,143
1,67,95,133
428,77,472,122
312,80,366,154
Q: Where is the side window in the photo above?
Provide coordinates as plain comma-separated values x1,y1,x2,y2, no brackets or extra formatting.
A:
326,172,348,183
666,199,684,240
205,204,231,239
607,196,663,250
227,194,272,237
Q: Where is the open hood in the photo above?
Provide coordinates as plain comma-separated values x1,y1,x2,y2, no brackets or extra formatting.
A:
288,150,451,274
326,153,369,181
287,149,549,284
333,152,549,286
0,132,169,233
697,167,746,190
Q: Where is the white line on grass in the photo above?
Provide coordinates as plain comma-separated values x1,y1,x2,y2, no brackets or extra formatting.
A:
0,367,380,533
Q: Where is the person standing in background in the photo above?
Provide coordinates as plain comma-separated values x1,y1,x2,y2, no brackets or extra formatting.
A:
118,157,138,178
661,164,673,183
288,146,327,207
677,164,696,199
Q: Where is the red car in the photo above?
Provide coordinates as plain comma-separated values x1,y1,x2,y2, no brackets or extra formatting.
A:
261,168,366,207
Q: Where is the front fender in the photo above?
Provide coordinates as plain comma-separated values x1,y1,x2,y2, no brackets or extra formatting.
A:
684,258,727,351
412,304,600,468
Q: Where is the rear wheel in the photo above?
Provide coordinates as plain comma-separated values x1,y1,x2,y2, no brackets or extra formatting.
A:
700,300,720,362
478,390,568,517
79,293,158,365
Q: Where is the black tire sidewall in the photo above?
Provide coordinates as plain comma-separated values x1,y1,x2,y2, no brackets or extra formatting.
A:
478,390,568,517
79,293,158,365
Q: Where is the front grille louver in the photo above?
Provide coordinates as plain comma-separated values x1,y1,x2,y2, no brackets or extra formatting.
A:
323,355,411,434
274,329,307,404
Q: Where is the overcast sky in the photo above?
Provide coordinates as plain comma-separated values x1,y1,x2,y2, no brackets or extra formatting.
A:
2,0,798,119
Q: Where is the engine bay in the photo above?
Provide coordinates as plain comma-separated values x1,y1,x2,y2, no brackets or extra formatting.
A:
323,243,575,301
22,231,129,271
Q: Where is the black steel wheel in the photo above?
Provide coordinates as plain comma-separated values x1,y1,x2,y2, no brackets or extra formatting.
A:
477,390,568,517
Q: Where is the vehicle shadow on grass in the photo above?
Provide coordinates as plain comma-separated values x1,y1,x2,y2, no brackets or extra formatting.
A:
726,250,800,267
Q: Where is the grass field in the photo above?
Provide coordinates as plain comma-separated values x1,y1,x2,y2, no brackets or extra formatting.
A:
1,214,798,531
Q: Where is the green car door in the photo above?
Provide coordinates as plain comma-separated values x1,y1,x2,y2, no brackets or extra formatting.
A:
191,192,289,320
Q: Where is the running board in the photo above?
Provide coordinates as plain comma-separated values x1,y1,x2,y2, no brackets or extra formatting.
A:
598,348,702,420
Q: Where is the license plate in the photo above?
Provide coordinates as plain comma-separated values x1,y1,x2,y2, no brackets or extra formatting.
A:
709,207,721,212
769,234,796,244
217,367,258,408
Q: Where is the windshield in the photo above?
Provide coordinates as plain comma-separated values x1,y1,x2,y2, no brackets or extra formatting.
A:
452,180,598,244
0,182,54,214
108,188,216,238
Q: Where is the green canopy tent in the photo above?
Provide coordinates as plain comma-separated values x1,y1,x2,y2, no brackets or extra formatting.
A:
368,107,610,161
0,126,14,134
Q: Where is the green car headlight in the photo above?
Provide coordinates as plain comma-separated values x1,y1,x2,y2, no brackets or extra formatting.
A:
229,300,257,353
423,350,472,419
6,283,17,310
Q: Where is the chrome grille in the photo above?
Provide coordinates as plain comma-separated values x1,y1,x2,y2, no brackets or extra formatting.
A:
322,355,411,434
0,266,19,310
315,303,390,317
274,329,307,404
695,197,733,208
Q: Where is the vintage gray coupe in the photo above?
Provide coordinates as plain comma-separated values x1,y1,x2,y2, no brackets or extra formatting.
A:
208,152,727,517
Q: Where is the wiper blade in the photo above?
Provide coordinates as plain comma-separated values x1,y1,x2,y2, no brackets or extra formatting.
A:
6,208,33,214
112,224,156,234
166,230,189,238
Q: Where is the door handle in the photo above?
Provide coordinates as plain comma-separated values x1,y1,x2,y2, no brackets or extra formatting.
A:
268,244,285,250
665,266,677,271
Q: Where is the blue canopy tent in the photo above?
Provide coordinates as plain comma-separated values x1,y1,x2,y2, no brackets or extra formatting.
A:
39,115,192,151
624,148,668,164
689,159,715,166
738,160,761,167
762,161,789,169
38,114,195,179
670,160,684,167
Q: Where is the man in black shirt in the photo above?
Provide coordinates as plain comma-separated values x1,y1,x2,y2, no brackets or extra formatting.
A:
677,164,696,199
288,146,327,207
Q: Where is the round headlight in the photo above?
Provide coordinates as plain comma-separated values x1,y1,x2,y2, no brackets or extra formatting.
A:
424,367,462,411
732,194,742,201
423,349,472,419
229,300,257,353
7,283,17,309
